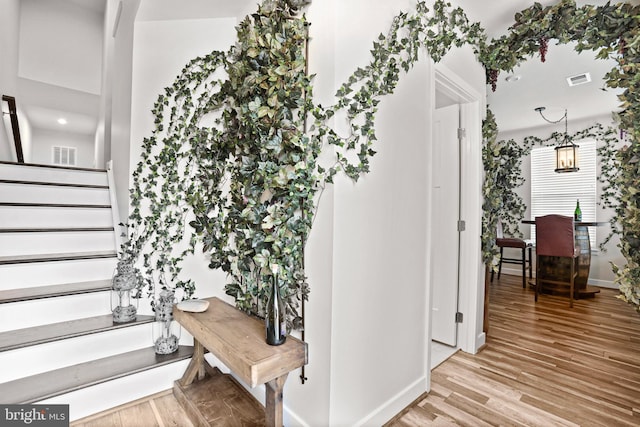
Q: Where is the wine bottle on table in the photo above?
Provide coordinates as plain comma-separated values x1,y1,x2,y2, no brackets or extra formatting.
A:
574,199,582,222
266,265,287,346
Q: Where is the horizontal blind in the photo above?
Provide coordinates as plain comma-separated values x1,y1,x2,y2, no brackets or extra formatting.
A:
530,140,597,248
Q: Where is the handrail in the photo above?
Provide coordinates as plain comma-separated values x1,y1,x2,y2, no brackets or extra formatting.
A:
1,95,24,163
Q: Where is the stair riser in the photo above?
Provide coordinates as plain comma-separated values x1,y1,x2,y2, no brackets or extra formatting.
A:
0,231,116,257
38,360,192,422
0,325,155,383
0,292,113,332
0,206,114,228
0,257,117,289
0,164,108,186
0,183,111,205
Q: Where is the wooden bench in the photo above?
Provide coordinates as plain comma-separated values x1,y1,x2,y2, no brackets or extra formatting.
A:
173,297,308,426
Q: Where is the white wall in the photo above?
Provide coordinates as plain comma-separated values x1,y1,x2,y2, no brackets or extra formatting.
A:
128,12,239,298
498,114,624,286
0,0,20,162
30,128,94,167
108,0,141,221
18,0,103,95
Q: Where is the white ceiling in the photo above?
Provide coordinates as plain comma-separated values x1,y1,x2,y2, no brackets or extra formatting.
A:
454,0,635,132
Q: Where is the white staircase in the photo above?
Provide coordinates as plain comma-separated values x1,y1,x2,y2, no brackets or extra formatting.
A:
0,161,193,421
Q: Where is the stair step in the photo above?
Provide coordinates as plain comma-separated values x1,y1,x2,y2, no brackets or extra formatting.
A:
0,202,110,209
0,279,112,304
0,162,108,186
0,227,114,233
0,250,117,265
0,205,114,228
0,345,194,404
0,315,154,352
0,179,109,189
0,161,107,173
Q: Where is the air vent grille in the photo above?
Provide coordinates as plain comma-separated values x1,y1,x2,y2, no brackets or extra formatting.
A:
566,73,591,87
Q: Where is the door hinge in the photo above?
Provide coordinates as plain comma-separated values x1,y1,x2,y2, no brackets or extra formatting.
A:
457,220,466,232
457,128,466,140
455,312,463,323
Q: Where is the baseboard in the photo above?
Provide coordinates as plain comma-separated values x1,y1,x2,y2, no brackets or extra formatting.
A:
353,376,426,427
587,278,617,289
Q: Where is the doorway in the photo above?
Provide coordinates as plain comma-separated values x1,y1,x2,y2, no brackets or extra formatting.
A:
426,64,485,374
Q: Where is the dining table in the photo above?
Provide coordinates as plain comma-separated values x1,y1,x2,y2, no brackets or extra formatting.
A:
522,220,606,298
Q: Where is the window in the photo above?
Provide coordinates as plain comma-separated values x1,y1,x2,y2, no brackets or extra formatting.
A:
52,146,76,166
530,140,597,248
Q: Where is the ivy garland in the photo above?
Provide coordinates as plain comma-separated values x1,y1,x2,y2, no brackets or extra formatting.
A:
122,0,640,323
480,109,530,268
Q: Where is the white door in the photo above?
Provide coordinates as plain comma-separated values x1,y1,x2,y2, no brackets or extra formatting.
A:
430,103,460,346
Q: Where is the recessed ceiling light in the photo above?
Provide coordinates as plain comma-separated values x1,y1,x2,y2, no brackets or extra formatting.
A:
57,118,67,125
505,75,521,82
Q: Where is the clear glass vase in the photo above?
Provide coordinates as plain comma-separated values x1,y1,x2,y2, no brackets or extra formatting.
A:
152,290,181,354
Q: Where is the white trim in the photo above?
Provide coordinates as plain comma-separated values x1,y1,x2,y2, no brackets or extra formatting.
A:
106,160,122,251
353,376,427,427
429,63,484,365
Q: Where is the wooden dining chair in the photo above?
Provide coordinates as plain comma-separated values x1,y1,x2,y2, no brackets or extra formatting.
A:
490,220,533,289
535,214,580,307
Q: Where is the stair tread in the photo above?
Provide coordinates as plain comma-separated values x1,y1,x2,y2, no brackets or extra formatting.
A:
0,179,109,189
0,345,194,404
0,227,115,233
0,202,111,209
0,280,113,304
0,314,155,352
0,161,107,173
0,251,117,265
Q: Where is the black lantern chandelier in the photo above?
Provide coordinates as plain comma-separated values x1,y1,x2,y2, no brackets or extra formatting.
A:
534,107,579,173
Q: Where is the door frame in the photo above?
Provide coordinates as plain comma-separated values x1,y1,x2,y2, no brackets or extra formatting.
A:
425,62,485,388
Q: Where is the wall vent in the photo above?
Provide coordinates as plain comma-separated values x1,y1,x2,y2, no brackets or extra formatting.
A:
53,146,77,166
566,72,591,87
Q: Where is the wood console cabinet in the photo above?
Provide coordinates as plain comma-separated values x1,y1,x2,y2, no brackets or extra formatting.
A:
174,297,308,427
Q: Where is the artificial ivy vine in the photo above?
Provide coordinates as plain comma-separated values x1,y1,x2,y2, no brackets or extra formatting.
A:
480,109,530,268
121,0,488,327
122,0,640,323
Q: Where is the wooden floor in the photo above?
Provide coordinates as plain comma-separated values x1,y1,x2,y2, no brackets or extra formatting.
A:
73,273,640,426
388,274,640,426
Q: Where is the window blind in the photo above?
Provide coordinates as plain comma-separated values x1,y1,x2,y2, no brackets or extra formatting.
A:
530,140,597,248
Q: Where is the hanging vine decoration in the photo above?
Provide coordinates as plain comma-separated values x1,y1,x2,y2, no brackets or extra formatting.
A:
480,109,531,268
121,0,488,327
122,0,640,325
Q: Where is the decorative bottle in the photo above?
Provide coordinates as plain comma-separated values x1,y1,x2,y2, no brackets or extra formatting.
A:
574,199,582,222
266,265,287,346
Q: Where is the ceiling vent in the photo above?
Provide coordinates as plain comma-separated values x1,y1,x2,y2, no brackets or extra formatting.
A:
566,72,591,87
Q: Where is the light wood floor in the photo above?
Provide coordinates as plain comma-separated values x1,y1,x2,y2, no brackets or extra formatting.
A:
73,274,640,426
388,274,640,426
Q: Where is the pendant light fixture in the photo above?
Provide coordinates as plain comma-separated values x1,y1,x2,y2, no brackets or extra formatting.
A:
534,106,579,173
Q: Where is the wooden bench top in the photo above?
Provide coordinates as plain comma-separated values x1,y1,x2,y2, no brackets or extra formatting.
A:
174,297,307,388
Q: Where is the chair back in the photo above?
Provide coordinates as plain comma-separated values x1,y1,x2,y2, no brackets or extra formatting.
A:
535,214,575,257
496,219,504,239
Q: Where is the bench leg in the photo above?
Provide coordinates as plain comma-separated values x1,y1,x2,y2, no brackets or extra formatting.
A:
265,374,288,427
179,339,206,387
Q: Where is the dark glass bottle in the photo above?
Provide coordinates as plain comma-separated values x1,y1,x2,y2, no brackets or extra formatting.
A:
574,199,582,222
266,273,287,346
